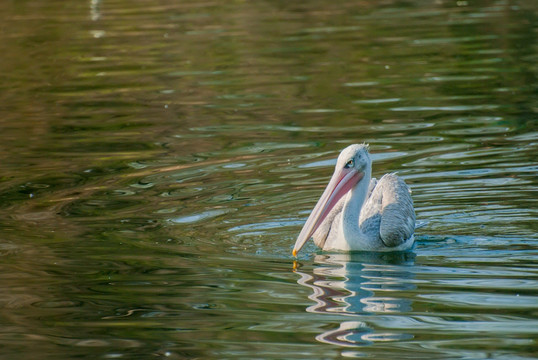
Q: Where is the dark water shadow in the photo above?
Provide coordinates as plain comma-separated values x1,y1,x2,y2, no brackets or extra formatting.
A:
295,252,416,347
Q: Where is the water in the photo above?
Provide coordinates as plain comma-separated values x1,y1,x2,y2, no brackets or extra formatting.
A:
0,0,537,358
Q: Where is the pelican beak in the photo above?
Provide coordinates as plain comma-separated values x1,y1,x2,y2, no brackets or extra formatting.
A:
292,168,363,257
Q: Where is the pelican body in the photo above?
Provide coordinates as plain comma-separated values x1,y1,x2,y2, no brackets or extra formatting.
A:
293,144,415,256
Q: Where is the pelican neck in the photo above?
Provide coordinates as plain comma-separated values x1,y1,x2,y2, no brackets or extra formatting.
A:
340,170,370,243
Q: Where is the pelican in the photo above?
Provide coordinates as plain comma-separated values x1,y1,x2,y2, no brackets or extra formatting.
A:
292,144,415,256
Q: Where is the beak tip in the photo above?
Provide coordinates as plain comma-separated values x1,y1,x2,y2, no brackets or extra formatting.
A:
292,249,298,257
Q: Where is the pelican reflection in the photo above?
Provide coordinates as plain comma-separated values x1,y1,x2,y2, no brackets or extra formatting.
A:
90,0,101,21
295,252,416,347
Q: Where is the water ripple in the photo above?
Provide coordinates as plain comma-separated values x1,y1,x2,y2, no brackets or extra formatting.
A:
390,104,499,112
169,208,234,224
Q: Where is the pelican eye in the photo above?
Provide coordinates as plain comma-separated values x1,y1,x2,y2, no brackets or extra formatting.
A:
344,159,354,169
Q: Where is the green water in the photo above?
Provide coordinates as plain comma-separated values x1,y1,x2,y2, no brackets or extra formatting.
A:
0,0,537,359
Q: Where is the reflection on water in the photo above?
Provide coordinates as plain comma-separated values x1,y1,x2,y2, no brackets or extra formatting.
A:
296,252,415,347
89,0,100,22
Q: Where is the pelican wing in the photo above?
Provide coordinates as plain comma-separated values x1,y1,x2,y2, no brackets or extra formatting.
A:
366,177,378,199
360,173,415,247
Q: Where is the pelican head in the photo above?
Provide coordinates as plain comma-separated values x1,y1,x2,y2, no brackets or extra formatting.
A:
292,144,371,257
335,144,371,175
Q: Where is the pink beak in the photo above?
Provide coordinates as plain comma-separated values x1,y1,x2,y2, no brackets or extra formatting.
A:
292,168,363,256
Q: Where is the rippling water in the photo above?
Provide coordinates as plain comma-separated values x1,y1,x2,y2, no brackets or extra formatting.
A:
0,0,537,359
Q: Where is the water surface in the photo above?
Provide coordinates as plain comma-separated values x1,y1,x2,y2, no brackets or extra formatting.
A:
0,0,537,359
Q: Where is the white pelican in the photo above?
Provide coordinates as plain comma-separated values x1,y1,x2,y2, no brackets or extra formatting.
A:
292,144,415,256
